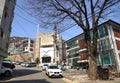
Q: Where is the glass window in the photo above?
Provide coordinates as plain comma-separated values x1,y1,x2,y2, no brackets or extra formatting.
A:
67,39,78,49
90,31,93,41
49,66,58,69
103,53,110,64
98,26,108,38
106,38,110,48
99,38,111,51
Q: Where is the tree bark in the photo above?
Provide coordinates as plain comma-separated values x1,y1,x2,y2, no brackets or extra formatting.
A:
88,45,97,80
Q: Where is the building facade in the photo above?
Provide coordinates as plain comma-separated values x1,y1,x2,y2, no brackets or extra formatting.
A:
8,37,34,55
35,32,63,66
8,37,34,62
0,0,16,67
66,20,120,72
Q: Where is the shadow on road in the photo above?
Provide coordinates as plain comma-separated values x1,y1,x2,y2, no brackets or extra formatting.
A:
8,79,51,83
0,69,42,81
13,69,42,77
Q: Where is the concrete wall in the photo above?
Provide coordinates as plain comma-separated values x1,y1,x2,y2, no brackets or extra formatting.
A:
0,0,16,57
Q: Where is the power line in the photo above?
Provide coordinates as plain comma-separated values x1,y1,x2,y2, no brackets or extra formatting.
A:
11,0,77,34
14,0,78,33
11,0,34,18
14,18,29,37
14,12,37,25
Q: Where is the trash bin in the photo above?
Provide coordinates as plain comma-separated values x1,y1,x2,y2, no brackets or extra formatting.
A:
97,66,109,80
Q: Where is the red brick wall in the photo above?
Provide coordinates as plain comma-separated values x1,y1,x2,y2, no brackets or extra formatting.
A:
113,28,120,38
80,53,88,60
116,40,120,50
113,28,120,50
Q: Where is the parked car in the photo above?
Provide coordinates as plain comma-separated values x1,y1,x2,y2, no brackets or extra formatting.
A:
46,65,63,78
42,64,49,71
15,61,23,65
0,61,14,76
58,65,65,71
25,62,36,67
2,61,15,69
21,62,27,67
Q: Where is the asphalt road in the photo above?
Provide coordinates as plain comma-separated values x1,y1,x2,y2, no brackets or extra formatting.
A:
0,65,66,83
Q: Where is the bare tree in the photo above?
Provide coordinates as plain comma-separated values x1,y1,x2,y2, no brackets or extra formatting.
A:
26,0,120,80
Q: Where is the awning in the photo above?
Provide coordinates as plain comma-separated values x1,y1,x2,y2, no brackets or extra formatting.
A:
3,57,11,61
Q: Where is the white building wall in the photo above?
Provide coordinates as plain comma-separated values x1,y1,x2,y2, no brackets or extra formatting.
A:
108,24,120,72
40,47,54,65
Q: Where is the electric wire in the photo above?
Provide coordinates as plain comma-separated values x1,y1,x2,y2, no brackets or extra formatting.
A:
14,18,29,37
11,0,78,34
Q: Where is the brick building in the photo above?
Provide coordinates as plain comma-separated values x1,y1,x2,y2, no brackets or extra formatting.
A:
65,20,120,72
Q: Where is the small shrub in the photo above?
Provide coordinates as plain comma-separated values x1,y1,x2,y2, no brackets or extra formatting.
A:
35,57,40,64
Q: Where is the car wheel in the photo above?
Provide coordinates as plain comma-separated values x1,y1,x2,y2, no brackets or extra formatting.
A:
4,71,11,77
46,72,48,75
60,75,63,78
48,73,51,78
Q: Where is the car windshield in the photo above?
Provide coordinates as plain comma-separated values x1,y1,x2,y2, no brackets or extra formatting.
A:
49,66,58,69
44,64,48,66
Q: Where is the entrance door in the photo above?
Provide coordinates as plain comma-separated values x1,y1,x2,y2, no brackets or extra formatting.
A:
42,57,51,63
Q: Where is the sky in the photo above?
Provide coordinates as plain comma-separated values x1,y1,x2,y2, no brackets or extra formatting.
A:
11,0,120,41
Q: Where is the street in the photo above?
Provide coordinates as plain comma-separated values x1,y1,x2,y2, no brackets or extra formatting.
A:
0,65,66,83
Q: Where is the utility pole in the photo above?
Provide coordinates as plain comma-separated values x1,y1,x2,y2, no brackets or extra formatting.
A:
35,24,40,63
53,24,59,65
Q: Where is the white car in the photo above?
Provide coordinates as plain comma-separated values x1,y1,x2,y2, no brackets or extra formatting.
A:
46,65,63,78
0,66,13,77
0,61,14,76
42,64,48,71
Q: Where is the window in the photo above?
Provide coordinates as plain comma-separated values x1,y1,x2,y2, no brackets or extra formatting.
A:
90,31,93,41
105,38,111,49
30,40,34,43
103,53,110,64
98,38,111,51
98,26,108,38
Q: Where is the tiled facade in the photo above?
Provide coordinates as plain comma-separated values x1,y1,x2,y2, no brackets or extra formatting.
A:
65,20,120,72
0,0,15,67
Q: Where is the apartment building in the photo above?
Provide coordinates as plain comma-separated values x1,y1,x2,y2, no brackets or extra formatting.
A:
66,20,120,72
65,34,84,68
8,37,34,55
35,32,63,66
8,37,34,62
0,0,16,66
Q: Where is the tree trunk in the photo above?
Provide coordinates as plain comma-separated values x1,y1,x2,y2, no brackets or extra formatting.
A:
88,45,97,80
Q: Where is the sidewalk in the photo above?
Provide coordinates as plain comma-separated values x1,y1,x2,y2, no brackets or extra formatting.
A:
63,69,120,83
